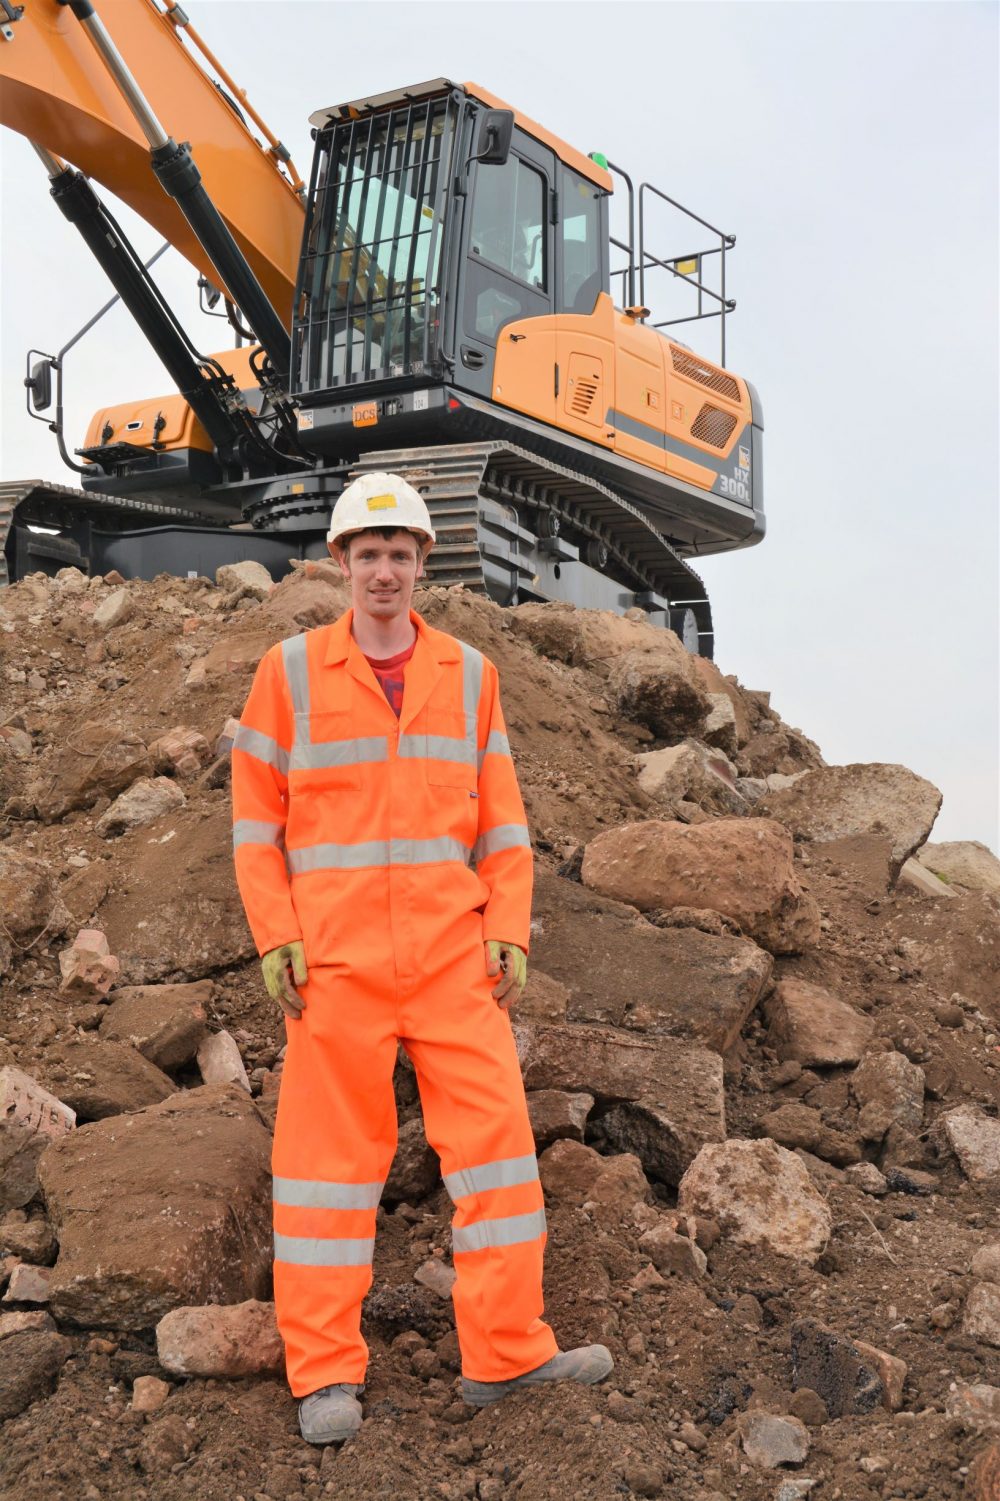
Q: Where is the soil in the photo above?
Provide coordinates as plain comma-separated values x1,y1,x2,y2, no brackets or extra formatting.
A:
1,566,998,1501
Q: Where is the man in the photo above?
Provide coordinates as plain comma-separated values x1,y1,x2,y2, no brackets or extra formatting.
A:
231,472,613,1446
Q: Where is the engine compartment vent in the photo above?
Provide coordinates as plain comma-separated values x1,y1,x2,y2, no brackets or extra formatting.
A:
670,346,741,403
569,378,598,418
690,403,738,449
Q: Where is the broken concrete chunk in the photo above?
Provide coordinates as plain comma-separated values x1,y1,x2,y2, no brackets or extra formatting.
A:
943,1106,1000,1184
215,560,274,599
526,1089,593,1149
98,981,210,1070
738,1412,810,1468
851,1051,925,1136
637,1222,707,1279
581,817,820,955
35,1038,175,1121
916,839,1000,896
58,929,120,999
196,1030,250,1092
414,1259,456,1302
96,775,185,838
677,1138,831,1266
1,1262,52,1305
92,587,133,630
0,1066,76,1213
156,1298,283,1376
764,979,873,1067
635,739,747,816
964,1284,1000,1349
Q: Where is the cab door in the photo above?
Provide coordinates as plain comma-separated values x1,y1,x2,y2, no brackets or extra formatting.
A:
455,127,556,419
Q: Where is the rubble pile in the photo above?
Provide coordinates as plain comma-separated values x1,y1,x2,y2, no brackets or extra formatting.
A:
0,561,998,1501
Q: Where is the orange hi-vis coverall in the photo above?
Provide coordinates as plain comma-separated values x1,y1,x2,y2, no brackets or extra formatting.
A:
231,608,558,1396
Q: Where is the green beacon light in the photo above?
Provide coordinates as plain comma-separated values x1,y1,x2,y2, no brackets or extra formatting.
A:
588,151,609,170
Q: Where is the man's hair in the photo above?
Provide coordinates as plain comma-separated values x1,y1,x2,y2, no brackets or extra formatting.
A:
341,526,421,558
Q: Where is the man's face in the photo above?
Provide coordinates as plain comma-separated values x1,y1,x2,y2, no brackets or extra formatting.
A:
332,530,426,622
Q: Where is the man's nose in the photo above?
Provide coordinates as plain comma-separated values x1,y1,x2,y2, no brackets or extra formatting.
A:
374,556,394,580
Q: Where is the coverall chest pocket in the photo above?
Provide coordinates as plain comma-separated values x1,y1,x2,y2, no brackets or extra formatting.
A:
424,713,477,792
288,711,368,792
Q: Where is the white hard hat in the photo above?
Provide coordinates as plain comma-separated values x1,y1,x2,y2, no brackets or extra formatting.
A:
327,471,436,547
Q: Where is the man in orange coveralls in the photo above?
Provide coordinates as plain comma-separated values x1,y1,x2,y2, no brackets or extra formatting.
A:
231,472,612,1445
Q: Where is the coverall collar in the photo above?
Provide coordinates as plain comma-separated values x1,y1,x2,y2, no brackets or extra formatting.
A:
322,609,461,732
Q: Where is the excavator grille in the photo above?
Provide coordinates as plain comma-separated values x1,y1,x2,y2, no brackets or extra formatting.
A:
690,403,738,449
669,346,741,403
569,378,598,418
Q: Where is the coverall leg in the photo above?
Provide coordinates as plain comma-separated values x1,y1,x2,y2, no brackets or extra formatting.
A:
271,911,558,1398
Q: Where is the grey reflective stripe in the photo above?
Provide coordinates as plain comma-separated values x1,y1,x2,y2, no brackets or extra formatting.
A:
443,1153,540,1202
273,1232,375,1267
477,731,510,770
233,724,290,776
281,633,311,715
606,408,751,478
398,733,476,765
288,836,473,874
290,735,388,772
460,641,484,726
473,823,531,864
273,1176,383,1210
452,1207,547,1255
232,819,284,851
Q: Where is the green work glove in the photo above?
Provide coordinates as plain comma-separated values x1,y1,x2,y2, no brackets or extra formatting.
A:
484,940,527,1010
261,940,308,1020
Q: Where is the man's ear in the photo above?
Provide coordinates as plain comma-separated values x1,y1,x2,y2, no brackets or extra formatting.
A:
416,538,433,580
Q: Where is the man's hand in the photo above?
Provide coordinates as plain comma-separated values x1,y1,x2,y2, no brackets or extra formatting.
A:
485,940,527,1010
261,941,308,1020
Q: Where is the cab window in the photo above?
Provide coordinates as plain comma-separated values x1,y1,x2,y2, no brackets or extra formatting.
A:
558,166,602,314
469,156,547,291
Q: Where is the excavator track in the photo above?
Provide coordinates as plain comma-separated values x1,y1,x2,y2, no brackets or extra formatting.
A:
0,480,221,585
347,442,715,657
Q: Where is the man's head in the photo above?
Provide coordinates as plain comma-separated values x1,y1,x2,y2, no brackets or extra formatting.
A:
327,473,435,624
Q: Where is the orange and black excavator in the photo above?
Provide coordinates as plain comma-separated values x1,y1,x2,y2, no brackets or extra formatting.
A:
0,0,764,657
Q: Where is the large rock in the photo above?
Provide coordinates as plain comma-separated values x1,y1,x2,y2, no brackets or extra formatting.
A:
965,1285,1000,1349
526,1090,593,1149
635,739,748,816
508,603,711,738
764,979,873,1067
943,1107,1000,1184
98,981,211,1070
25,722,152,822
96,776,185,838
581,818,820,954
57,928,120,999
0,849,70,974
946,1382,1000,1434
529,869,772,1051
35,1039,175,1121
0,1067,76,1212
156,1298,283,1377
790,1319,885,1417
677,1138,831,1265
754,763,942,886
0,1330,72,1420
215,560,274,600
38,1084,272,1328
99,803,256,983
515,1022,724,1185
916,840,1000,897
738,1412,810,1469
850,1051,925,1137
196,1030,250,1092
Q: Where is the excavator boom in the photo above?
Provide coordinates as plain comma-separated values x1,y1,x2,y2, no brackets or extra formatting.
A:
0,0,304,324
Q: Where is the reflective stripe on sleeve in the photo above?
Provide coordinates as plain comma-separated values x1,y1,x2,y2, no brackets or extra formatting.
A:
452,1207,547,1255
287,835,473,875
442,1153,540,1202
473,823,531,863
232,819,285,851
273,1233,375,1267
233,724,290,776
273,1177,384,1210
476,731,511,770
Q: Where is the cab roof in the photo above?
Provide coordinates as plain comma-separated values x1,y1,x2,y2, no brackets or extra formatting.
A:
308,78,613,194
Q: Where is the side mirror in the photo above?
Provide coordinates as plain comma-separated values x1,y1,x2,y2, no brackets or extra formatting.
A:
26,356,54,413
478,109,514,167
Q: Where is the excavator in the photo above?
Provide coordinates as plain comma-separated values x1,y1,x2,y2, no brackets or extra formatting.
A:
0,0,765,658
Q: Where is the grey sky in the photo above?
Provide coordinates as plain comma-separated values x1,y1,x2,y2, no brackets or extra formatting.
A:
2,1,997,849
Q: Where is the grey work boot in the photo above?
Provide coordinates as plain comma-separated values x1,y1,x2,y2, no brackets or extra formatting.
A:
461,1345,614,1407
297,1382,364,1444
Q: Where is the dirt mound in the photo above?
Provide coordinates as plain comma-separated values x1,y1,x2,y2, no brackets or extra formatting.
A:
1,565,998,1500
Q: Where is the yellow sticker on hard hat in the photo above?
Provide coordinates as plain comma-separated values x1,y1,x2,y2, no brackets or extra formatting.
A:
366,494,398,511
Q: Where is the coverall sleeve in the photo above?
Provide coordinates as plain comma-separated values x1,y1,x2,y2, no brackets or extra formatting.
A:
231,646,302,957
475,659,533,951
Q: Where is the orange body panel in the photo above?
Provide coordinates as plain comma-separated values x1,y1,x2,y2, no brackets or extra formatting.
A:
81,344,260,454
493,294,753,491
0,0,303,324
465,82,613,194
232,611,556,1392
